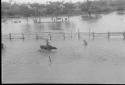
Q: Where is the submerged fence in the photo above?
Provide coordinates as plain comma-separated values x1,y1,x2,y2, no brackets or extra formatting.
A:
2,32,125,40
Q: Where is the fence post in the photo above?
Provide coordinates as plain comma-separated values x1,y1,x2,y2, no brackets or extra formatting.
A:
49,56,51,64
63,32,65,40
89,32,91,40
78,31,80,40
92,32,95,40
9,33,12,40
71,32,72,39
36,32,38,40
22,33,24,40
123,31,125,40
49,32,51,40
108,32,110,40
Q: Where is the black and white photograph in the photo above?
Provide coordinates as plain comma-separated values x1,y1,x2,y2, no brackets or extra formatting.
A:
1,0,125,84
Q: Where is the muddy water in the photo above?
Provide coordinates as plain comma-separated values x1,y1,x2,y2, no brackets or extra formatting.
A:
2,12,125,83
2,12,125,34
2,39,125,83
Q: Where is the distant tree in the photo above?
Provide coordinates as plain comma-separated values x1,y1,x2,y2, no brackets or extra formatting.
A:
2,0,125,17
45,1,65,16
63,2,76,14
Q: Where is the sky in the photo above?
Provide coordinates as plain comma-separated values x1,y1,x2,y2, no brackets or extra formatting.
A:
1,0,87,4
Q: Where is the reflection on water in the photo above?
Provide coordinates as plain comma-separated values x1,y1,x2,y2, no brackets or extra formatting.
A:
2,12,125,34
2,44,7,57
33,23,45,32
48,22,63,31
2,12,125,83
22,23,32,33
38,49,57,57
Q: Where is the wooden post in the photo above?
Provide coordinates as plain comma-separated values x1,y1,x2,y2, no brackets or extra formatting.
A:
71,32,72,39
123,31,125,40
89,32,91,40
27,16,28,24
49,32,51,40
89,28,91,40
9,33,12,40
49,56,51,64
22,33,24,40
36,32,38,40
78,31,80,40
108,32,110,40
63,32,65,40
93,32,95,40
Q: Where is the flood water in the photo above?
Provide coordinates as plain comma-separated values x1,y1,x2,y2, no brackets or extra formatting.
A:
2,12,125,34
2,12,125,83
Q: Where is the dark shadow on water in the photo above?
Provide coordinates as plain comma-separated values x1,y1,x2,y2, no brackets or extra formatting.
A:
2,45,7,56
37,49,57,56
81,14,102,23
48,22,63,30
63,22,74,31
33,23,45,32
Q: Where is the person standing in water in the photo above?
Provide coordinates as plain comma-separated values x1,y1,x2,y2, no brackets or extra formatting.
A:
83,40,88,47
46,39,50,46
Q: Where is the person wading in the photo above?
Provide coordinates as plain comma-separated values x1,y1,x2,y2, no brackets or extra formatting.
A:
83,40,88,47
46,39,51,46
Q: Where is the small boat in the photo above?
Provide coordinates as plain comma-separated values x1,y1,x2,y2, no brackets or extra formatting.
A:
40,45,57,50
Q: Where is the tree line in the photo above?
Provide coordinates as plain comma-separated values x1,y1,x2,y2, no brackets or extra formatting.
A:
1,0,125,17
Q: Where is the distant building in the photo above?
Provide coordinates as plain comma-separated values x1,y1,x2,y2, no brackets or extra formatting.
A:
52,16,69,22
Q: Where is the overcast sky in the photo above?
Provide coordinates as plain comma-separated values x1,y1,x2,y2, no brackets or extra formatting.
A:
2,0,88,4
